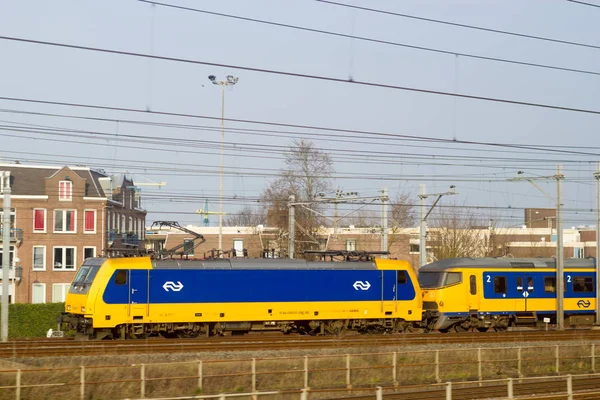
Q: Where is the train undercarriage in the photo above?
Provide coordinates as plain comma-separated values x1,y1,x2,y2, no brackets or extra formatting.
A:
423,311,596,333
59,313,415,340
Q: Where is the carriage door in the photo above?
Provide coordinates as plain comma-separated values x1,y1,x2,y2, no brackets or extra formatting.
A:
382,270,397,314
516,275,534,311
468,275,479,312
129,270,149,319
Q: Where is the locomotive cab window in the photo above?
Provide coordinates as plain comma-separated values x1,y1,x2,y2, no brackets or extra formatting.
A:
445,272,462,286
397,271,407,284
573,277,593,292
494,276,506,294
115,270,127,285
544,277,556,293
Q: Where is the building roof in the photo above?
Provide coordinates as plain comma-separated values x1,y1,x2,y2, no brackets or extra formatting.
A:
0,163,107,197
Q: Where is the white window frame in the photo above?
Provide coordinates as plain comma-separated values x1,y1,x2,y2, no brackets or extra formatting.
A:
58,180,72,201
54,209,77,233
0,246,15,269
32,246,46,271
32,208,47,233
83,209,96,234
52,283,71,303
83,246,96,260
32,283,46,304
53,246,76,271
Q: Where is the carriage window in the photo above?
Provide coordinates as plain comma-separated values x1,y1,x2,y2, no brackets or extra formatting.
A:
397,271,407,284
469,275,476,295
516,277,523,291
494,276,506,294
444,272,462,286
115,270,127,285
573,277,593,292
544,277,556,293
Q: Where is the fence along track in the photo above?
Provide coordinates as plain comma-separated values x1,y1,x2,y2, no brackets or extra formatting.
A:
2,342,600,399
2,330,600,358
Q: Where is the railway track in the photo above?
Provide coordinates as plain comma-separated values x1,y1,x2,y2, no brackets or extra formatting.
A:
2,329,600,358
320,375,600,399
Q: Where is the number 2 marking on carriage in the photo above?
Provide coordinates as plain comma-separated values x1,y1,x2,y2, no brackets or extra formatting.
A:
486,275,491,283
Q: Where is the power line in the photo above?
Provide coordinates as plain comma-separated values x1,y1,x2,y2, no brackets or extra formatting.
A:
1,37,600,116
2,96,600,159
566,0,600,8
316,0,600,51
136,0,600,77
4,107,600,158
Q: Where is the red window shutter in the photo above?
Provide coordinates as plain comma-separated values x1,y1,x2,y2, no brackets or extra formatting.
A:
34,210,45,231
70,211,75,231
85,211,95,231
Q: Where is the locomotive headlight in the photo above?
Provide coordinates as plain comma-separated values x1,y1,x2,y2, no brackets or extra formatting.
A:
439,301,444,307
66,305,71,311
81,306,86,313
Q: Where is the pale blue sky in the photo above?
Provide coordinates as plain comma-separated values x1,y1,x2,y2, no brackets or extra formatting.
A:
1,0,599,227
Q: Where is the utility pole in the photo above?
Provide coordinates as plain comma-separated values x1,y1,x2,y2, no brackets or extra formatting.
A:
555,165,564,331
1,171,11,342
288,195,295,259
418,184,458,268
595,162,600,325
511,166,565,330
381,188,389,258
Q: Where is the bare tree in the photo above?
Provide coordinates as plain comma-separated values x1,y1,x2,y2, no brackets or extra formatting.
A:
261,139,334,256
224,205,266,227
387,192,417,254
428,205,508,260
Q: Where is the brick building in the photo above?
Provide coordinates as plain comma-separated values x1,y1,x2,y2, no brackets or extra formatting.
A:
0,163,146,303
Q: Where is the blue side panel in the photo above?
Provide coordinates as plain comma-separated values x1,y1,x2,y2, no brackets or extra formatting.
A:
102,269,416,305
130,270,148,304
103,272,128,304
483,271,596,299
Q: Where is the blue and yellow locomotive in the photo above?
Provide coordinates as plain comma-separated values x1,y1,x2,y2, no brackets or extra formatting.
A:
419,258,596,332
60,257,421,339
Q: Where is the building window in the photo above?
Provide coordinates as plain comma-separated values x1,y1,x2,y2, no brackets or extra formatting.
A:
54,210,76,233
83,247,96,260
52,283,71,302
121,214,125,234
33,209,46,232
84,210,96,233
346,240,356,251
0,246,14,268
128,217,133,233
409,243,420,254
53,247,76,270
33,246,46,271
59,180,72,201
573,247,584,259
32,283,46,304
183,239,194,256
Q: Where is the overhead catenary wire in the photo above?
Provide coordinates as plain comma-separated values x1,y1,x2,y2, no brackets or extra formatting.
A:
1,37,600,116
2,96,600,158
316,0,600,51
136,0,600,78
566,0,600,8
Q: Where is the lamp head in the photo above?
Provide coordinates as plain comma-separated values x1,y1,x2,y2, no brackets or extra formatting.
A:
226,75,238,84
208,75,216,82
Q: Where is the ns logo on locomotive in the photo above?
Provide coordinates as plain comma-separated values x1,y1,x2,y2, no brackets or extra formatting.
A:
58,256,597,339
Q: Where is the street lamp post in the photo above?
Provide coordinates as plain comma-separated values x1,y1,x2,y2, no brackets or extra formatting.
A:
208,74,238,256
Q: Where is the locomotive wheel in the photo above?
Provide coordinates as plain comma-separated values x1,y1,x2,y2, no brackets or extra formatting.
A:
324,320,346,335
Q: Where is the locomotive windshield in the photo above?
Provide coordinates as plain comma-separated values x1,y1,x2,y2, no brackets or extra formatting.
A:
418,272,462,288
69,263,101,295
